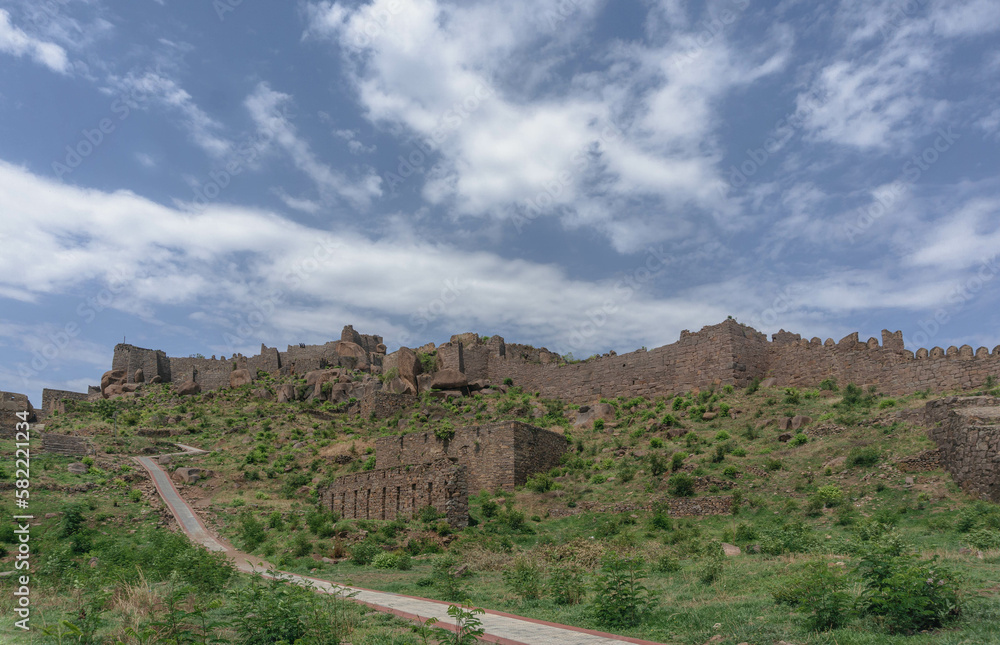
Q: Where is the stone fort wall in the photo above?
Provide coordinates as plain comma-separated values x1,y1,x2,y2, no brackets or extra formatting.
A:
375,420,568,493
436,320,1000,404
319,459,468,528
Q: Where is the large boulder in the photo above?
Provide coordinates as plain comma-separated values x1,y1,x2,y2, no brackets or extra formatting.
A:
393,347,422,393
172,467,202,484
431,369,468,390
790,415,812,431
230,369,253,388
134,368,145,383
385,377,410,395
574,402,617,427
176,380,202,397
100,370,127,398
333,341,370,371
276,384,297,404
67,462,88,474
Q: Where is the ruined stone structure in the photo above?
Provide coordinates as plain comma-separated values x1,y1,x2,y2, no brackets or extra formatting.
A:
41,388,89,416
925,396,1000,502
319,460,469,528
0,391,35,431
108,325,385,392
427,320,1000,404
319,421,567,527
375,421,569,493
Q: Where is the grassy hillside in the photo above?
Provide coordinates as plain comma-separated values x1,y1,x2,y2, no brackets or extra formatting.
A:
4,372,1000,644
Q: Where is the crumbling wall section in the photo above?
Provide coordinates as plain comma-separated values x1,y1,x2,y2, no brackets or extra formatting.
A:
320,459,468,527
925,396,1000,502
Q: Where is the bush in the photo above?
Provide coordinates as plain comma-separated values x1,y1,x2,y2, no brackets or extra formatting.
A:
239,512,267,552
855,540,961,634
547,564,586,605
783,388,800,404
503,377,514,386
745,377,761,395
668,473,695,497
878,398,897,409
593,419,605,431
965,528,1000,551
650,437,664,449
432,555,467,601
774,562,850,631
526,473,554,493
790,433,808,446
418,505,441,523
670,452,687,471
502,557,544,601
814,485,845,507
591,554,655,628
819,378,838,392
652,554,680,573
350,540,381,566
649,452,668,477
846,446,881,468
371,552,400,569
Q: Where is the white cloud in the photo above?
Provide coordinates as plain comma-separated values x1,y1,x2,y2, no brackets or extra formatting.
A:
304,0,789,251
334,128,377,154
135,152,156,168
272,187,322,214
245,83,383,208
107,72,230,157
0,9,69,73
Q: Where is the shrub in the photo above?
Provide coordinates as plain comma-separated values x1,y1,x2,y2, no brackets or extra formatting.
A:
418,505,441,523
814,485,845,507
698,547,724,585
238,512,267,552
745,377,761,395
783,388,800,404
765,458,783,471
127,489,143,503
790,433,808,446
819,378,838,392
652,554,681,573
594,419,605,431
649,452,668,477
650,437,664,449
547,564,586,605
503,377,514,386
591,554,655,628
351,541,381,566
672,397,684,410
774,562,850,631
965,528,1000,551
855,540,961,634
526,473,554,493
722,466,739,478
846,446,881,468
878,398,897,409
714,430,730,441
660,414,678,427
372,552,400,569
670,452,687,472
668,473,695,497
502,557,544,601
432,555,467,601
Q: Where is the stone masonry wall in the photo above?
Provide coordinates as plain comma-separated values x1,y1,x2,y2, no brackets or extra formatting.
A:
376,421,567,493
360,391,417,420
0,392,35,431
319,459,468,528
924,396,1000,502
41,389,89,415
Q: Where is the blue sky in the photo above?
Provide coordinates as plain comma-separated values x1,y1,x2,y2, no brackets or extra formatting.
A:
2,0,999,403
